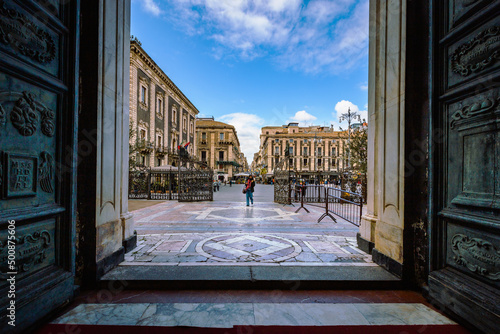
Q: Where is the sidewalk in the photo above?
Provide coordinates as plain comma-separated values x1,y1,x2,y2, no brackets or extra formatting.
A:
124,185,371,267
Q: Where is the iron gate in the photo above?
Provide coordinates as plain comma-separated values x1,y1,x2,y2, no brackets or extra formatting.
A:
178,159,213,202
274,157,291,204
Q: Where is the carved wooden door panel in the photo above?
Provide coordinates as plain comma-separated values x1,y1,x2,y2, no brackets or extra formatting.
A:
0,0,78,331
429,1,500,332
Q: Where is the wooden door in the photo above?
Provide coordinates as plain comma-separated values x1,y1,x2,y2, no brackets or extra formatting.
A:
0,0,79,331
429,0,500,332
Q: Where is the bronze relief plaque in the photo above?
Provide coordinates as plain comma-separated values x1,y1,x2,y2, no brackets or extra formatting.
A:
2,152,37,198
448,22,500,88
451,233,500,281
0,219,56,288
0,1,59,76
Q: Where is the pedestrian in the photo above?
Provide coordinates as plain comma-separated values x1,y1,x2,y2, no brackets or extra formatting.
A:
244,175,255,206
216,181,220,192
229,180,232,187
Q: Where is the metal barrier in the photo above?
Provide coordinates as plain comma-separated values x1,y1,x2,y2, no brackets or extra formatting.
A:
293,185,363,226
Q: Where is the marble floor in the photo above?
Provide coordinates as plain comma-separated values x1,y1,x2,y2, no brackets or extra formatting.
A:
126,197,370,266
50,302,456,328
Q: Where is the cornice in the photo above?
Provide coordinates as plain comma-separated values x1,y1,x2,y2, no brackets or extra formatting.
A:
131,40,200,115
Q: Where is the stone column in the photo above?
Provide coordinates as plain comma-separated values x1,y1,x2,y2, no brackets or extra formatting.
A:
360,0,406,276
79,0,135,281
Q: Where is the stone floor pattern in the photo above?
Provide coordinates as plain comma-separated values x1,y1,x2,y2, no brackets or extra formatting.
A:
124,197,372,266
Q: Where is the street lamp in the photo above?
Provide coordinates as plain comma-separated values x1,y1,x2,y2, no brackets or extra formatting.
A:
338,107,361,170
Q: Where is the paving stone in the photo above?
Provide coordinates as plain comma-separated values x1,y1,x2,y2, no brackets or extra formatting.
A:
294,252,321,262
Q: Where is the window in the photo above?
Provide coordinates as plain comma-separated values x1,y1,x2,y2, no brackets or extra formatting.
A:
303,147,308,156
289,158,293,166
157,136,162,146
157,98,162,115
332,147,336,156
304,139,308,143
318,158,322,166
289,139,293,143
190,122,194,133
220,133,224,140
266,131,269,134
141,156,146,165
183,116,187,130
318,148,322,156
289,147,294,156
275,139,279,143
139,129,146,140
219,151,224,161
157,158,161,166
172,108,177,123
275,157,279,165
201,151,207,161
332,159,336,167
140,86,147,103
303,158,308,165
202,132,206,140
275,146,279,154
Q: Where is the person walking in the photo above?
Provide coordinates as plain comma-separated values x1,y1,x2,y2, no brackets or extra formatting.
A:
244,175,255,206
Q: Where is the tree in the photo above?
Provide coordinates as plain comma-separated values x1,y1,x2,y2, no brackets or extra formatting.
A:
341,125,368,200
128,123,150,195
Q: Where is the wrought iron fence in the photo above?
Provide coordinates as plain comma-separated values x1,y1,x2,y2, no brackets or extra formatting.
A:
128,165,213,202
293,184,363,226
128,170,179,200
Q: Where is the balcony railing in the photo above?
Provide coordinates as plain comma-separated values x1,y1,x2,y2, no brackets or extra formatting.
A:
138,139,154,154
155,145,166,157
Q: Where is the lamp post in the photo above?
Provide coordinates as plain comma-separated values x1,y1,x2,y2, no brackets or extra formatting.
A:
339,107,361,170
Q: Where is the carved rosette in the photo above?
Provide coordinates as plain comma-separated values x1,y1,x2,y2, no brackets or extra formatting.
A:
450,97,500,128
451,26,500,77
0,2,56,63
10,92,39,136
6,91,55,137
39,151,54,193
451,234,500,280
40,104,55,137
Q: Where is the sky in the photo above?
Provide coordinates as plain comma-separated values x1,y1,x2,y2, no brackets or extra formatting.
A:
131,0,369,162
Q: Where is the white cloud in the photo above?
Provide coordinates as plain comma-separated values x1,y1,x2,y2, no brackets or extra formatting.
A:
360,84,368,91
165,0,369,73
287,110,317,126
334,100,367,126
138,0,163,16
218,113,265,160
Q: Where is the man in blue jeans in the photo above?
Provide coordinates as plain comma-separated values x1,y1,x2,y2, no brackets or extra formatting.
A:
244,175,255,206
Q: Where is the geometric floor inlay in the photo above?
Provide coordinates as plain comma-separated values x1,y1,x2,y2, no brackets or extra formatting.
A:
187,207,298,223
196,234,301,262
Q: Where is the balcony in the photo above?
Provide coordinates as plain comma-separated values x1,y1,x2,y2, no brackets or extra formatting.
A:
218,140,233,146
155,145,166,157
200,140,207,145
138,139,154,154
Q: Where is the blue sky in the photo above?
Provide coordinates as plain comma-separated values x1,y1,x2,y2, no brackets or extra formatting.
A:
131,0,369,161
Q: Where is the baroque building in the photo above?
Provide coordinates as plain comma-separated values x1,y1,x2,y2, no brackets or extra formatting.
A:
129,37,198,167
253,123,346,183
195,117,246,180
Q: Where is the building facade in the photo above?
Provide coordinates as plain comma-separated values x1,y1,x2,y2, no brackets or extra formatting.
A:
253,123,346,183
195,117,246,180
129,37,199,167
